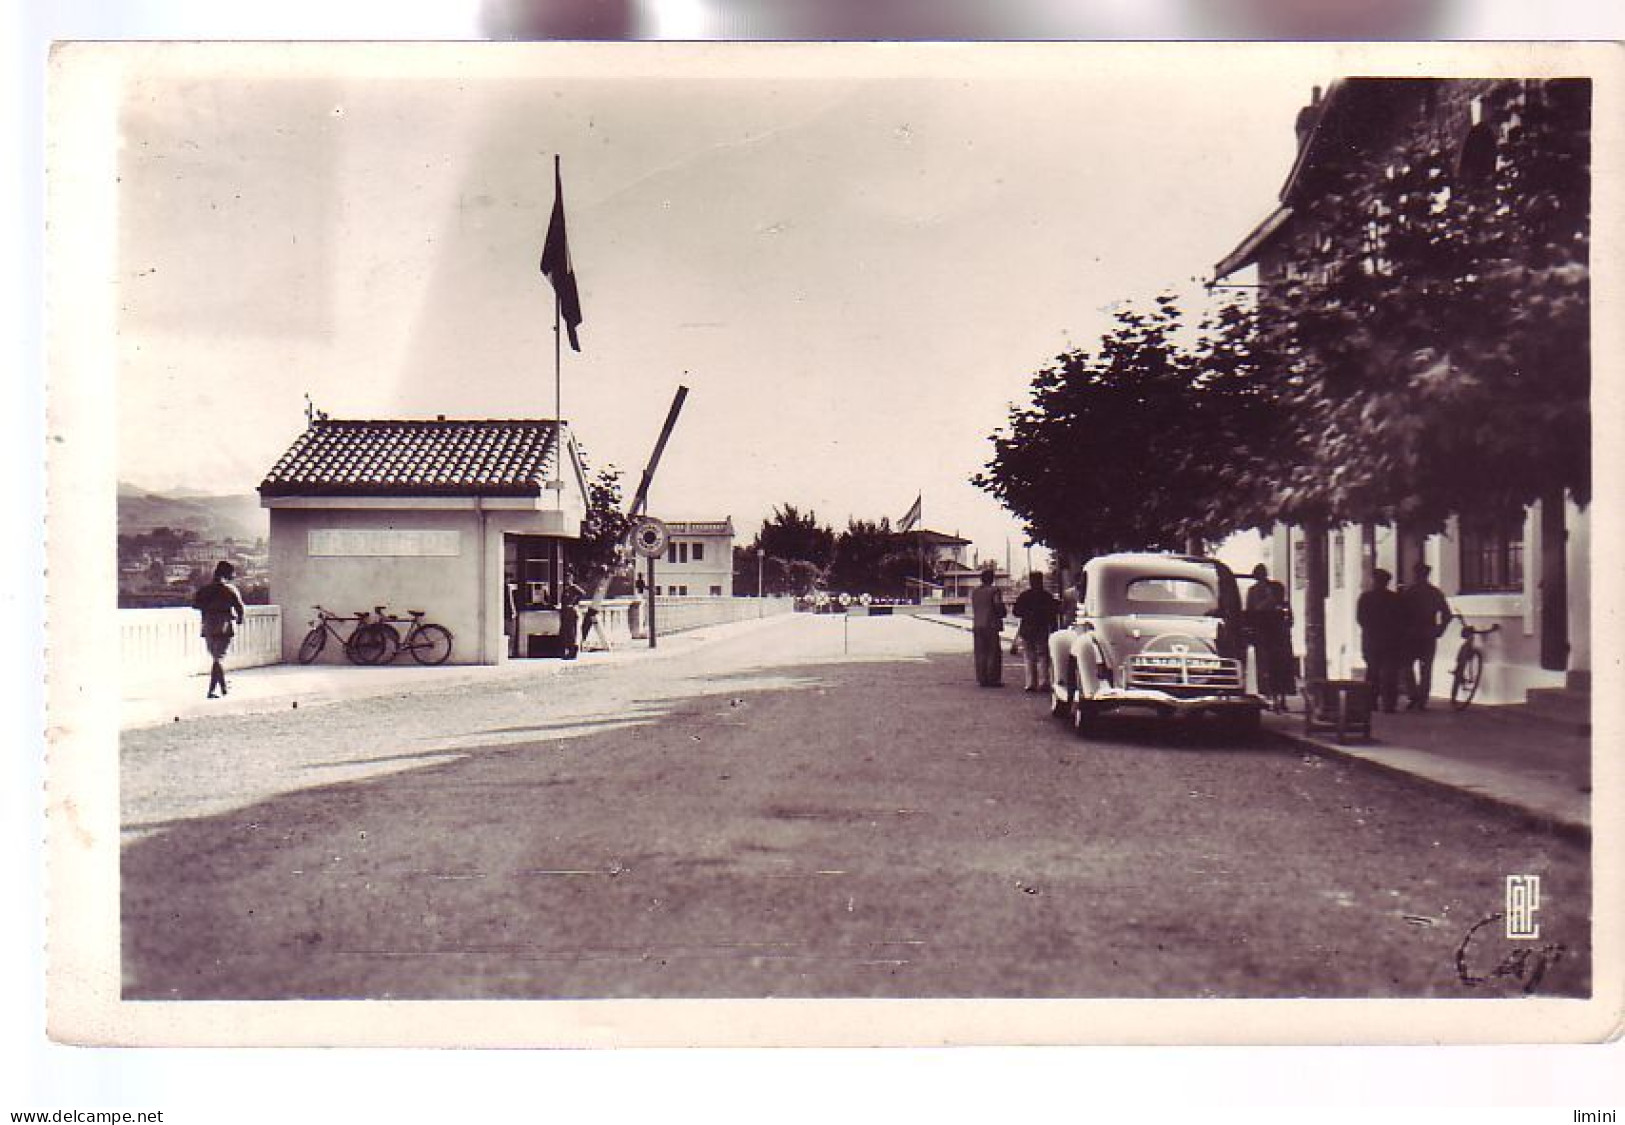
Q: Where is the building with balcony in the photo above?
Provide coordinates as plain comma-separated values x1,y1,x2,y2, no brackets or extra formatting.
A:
654,518,736,597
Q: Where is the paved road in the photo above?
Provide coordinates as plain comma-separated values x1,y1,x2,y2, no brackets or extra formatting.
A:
122,612,1589,999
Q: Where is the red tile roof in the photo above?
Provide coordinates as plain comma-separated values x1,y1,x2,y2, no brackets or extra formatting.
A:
259,419,562,498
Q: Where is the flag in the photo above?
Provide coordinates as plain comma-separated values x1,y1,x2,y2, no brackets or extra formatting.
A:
898,494,922,534
540,156,583,352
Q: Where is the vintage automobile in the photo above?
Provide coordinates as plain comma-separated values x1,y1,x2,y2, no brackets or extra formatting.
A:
1047,552,1264,736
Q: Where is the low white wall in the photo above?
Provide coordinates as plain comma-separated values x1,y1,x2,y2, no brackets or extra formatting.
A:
120,605,283,684
645,595,792,637
508,597,791,656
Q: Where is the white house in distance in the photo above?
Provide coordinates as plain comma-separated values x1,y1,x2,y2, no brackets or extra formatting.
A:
655,518,735,597
259,417,590,665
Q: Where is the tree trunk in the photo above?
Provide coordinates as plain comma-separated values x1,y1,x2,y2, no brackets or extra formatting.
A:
1303,517,1330,682
1539,490,1569,671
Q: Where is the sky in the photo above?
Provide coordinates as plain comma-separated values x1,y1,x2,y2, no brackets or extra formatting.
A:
107,43,1332,565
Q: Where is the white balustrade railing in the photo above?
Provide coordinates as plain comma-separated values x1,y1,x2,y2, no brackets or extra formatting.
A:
122,598,789,678
120,605,283,683
640,595,791,638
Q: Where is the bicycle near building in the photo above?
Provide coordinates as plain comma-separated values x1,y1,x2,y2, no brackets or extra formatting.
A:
371,607,455,666
297,605,395,665
1449,613,1501,711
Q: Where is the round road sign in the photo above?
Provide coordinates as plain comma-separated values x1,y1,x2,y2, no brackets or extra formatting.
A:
630,517,670,559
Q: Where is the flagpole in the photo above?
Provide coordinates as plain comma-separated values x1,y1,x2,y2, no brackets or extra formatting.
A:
554,289,562,488
553,154,564,490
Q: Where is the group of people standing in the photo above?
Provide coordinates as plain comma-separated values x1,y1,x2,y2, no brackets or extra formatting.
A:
1356,563,1453,712
970,560,1452,716
969,569,1060,690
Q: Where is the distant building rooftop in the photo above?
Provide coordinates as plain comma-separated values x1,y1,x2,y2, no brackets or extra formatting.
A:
258,419,564,498
665,519,735,536
898,528,971,547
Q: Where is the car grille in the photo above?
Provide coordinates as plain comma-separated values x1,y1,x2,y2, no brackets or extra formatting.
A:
1124,653,1244,694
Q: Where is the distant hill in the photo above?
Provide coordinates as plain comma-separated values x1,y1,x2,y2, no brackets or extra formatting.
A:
117,483,268,544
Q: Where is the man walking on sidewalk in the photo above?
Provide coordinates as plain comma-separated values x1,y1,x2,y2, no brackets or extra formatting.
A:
192,560,246,699
970,568,1007,687
1400,563,1452,710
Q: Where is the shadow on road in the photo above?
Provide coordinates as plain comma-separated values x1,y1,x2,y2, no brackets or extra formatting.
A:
120,642,1590,1003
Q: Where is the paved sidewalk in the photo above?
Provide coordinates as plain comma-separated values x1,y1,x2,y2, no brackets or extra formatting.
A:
120,613,792,730
1264,701,1591,839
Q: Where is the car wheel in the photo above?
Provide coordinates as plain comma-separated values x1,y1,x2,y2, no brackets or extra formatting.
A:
1050,667,1073,720
1050,689,1070,720
1069,660,1094,737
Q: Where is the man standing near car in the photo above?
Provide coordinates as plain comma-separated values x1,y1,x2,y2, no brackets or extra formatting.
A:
1399,562,1452,709
1012,571,1059,693
970,567,1007,687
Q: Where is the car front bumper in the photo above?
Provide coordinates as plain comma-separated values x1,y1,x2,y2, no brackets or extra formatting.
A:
1088,687,1265,715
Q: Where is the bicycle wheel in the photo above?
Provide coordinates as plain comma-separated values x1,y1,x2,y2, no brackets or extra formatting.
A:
372,622,402,664
410,624,454,665
350,622,399,665
297,627,327,664
1450,649,1483,711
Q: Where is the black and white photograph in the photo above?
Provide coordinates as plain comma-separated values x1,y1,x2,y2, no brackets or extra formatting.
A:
41,40,1620,1051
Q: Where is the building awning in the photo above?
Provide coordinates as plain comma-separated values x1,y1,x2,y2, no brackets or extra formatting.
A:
1213,205,1293,281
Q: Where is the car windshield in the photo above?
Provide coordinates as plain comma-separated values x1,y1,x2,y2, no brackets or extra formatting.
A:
1122,575,1217,616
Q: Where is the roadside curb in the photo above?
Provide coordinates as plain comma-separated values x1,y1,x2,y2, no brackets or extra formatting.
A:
1264,722,1590,844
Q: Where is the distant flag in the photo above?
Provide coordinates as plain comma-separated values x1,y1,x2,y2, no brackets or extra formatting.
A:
898,494,922,534
540,155,583,352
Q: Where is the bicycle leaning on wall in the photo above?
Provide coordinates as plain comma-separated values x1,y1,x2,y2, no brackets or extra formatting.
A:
1448,612,1501,712
297,606,395,665
372,607,455,666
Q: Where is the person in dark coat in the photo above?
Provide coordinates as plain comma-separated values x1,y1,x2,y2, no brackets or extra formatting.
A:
969,568,1007,687
1399,563,1452,709
1259,578,1296,712
1243,563,1274,696
1011,571,1060,692
558,571,585,660
192,560,246,699
1356,567,1405,712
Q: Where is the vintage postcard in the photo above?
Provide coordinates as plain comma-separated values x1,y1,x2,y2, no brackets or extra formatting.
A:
44,40,1621,1046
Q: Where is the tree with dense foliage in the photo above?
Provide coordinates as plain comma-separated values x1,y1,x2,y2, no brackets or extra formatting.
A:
783,559,824,597
1248,79,1590,534
733,544,789,597
755,504,836,572
974,293,1280,563
574,461,631,581
827,517,902,595
1241,79,1591,675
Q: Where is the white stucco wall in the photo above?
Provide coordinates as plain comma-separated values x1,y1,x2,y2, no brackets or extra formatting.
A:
269,503,579,666
656,528,734,596
1269,502,1589,704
